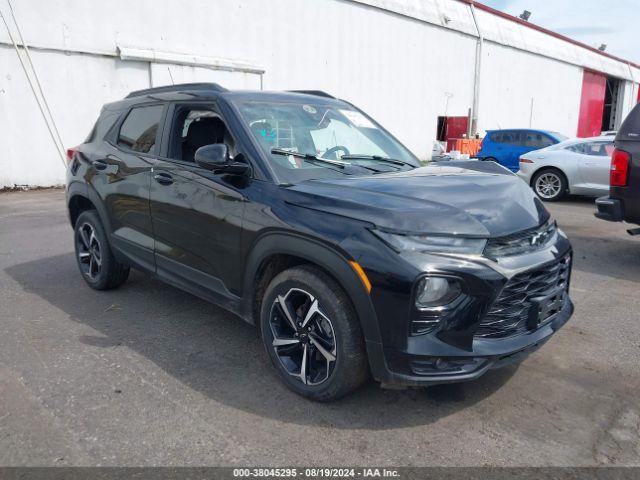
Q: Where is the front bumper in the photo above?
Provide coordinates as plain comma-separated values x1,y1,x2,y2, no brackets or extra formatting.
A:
367,296,573,387
364,229,574,387
595,196,624,222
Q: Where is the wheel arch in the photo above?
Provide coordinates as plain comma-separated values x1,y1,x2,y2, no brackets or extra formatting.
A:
67,186,112,234
68,194,96,228
242,232,382,346
530,165,569,188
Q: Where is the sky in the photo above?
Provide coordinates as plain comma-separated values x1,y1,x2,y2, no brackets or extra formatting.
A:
481,0,640,64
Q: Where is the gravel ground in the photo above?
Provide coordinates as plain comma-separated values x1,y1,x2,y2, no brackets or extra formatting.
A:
0,189,638,466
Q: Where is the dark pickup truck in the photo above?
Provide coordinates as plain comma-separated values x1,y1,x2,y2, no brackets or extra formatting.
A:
595,103,640,233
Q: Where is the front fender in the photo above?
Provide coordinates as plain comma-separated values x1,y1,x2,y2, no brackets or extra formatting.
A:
241,231,382,346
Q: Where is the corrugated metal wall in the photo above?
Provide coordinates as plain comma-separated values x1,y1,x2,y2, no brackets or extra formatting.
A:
0,0,639,187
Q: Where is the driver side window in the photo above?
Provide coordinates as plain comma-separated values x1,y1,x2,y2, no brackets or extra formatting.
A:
168,107,235,163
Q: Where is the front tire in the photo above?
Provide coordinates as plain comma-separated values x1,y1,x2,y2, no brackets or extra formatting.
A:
74,210,130,290
532,168,567,202
260,265,369,401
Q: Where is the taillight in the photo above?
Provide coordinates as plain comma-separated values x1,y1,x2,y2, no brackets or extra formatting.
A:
610,149,630,187
66,147,78,164
520,157,533,163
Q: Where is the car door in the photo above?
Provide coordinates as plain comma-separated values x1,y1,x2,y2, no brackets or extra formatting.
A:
502,131,526,172
485,131,506,163
148,103,247,304
89,103,165,272
577,140,614,193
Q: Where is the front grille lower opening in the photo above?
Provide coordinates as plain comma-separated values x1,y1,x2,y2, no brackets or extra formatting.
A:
475,254,571,339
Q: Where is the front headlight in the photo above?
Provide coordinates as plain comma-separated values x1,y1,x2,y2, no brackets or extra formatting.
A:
372,230,487,255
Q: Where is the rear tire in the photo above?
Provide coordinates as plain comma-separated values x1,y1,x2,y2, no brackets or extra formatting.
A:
74,210,130,290
532,168,567,202
260,265,369,401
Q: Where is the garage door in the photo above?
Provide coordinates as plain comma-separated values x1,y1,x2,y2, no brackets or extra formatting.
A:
577,71,606,137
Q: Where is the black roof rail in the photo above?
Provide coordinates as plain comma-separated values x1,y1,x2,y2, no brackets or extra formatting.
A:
125,83,227,99
288,90,335,99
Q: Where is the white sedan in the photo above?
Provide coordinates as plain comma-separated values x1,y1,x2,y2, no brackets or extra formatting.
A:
516,137,614,201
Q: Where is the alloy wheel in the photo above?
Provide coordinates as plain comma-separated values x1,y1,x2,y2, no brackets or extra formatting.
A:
535,172,562,199
269,288,337,386
77,222,102,279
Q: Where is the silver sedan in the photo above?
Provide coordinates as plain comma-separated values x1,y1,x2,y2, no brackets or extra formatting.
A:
516,137,613,201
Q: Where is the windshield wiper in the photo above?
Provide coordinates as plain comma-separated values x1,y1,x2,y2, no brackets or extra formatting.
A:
271,148,351,169
340,154,414,168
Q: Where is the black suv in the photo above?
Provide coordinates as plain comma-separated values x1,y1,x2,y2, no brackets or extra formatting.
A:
66,83,574,401
596,103,640,231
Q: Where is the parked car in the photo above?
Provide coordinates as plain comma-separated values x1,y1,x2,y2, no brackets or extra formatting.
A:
477,129,568,172
517,137,614,201
595,103,640,231
66,83,574,401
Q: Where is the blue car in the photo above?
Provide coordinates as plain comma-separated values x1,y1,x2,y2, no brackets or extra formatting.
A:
477,129,568,172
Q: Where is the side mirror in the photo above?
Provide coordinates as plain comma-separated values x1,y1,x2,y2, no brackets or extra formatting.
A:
195,144,251,175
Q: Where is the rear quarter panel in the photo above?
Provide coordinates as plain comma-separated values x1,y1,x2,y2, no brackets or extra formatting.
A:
612,140,640,223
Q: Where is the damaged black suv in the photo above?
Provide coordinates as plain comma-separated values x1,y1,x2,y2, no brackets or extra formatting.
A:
66,83,574,401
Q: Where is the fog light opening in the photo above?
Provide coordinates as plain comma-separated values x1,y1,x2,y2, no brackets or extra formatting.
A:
410,357,487,376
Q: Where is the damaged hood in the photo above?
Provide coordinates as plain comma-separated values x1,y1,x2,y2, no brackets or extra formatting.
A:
285,161,550,238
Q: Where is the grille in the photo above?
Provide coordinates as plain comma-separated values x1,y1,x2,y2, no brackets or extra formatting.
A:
475,254,571,339
484,221,557,259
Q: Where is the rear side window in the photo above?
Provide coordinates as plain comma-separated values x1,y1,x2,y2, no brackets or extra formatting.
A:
566,143,586,154
619,104,640,140
500,131,521,145
584,141,614,157
87,111,120,143
117,105,164,153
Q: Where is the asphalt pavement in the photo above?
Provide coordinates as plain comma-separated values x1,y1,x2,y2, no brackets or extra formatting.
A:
0,189,638,466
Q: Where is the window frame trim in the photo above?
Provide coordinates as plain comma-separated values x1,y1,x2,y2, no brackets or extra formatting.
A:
152,100,251,173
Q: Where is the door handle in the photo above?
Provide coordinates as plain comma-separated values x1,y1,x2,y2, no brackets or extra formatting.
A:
154,172,174,186
93,159,108,171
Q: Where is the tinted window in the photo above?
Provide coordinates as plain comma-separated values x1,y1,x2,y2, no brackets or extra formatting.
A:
566,143,586,154
500,131,522,145
117,105,163,153
501,132,514,144
89,111,120,143
539,135,554,148
490,132,502,143
584,141,614,157
513,132,525,146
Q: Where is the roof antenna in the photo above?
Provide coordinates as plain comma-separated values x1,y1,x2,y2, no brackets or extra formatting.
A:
167,67,175,85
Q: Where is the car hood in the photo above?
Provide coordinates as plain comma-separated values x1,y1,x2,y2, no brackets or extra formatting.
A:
285,161,550,237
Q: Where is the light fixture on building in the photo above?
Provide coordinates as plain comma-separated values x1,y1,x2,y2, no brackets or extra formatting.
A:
519,10,531,21
598,44,607,51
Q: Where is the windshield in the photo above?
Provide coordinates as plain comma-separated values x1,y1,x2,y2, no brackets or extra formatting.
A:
233,99,419,183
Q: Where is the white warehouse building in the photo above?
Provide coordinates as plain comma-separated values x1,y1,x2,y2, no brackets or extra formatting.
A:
1,0,639,188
